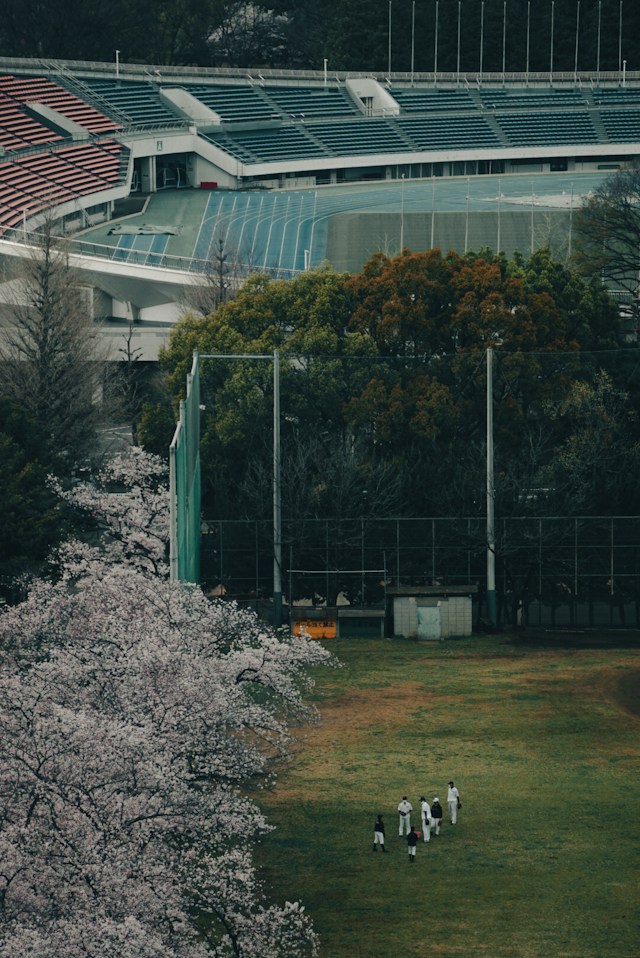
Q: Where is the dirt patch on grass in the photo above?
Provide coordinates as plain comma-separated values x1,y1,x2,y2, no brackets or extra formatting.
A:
500,631,640,718
312,681,428,729
309,653,640,738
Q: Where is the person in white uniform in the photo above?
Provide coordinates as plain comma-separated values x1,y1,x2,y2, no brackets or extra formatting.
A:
397,796,413,836
447,780,460,824
420,795,432,842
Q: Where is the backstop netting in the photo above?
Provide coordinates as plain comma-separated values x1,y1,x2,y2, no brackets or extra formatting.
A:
169,351,201,583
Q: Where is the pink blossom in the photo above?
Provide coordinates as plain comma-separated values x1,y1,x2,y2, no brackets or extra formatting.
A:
1,449,334,956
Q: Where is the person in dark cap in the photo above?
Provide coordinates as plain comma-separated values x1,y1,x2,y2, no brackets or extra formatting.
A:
373,814,387,852
407,824,418,862
447,780,461,824
430,797,443,835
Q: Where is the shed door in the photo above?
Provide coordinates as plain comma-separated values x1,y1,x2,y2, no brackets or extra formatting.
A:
417,605,441,640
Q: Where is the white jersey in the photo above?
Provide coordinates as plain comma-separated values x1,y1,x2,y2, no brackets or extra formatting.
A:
398,799,413,816
421,800,431,821
447,785,459,804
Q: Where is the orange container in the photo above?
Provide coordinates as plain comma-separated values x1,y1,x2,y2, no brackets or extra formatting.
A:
292,619,337,639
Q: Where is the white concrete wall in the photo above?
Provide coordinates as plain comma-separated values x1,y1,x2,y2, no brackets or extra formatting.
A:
393,596,417,637
188,152,237,189
438,597,473,638
393,594,473,638
160,88,221,125
345,77,400,116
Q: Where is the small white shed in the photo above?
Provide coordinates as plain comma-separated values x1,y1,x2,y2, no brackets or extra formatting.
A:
388,585,477,640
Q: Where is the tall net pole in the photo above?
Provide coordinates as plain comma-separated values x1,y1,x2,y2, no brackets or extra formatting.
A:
169,351,201,583
486,347,497,628
273,350,282,627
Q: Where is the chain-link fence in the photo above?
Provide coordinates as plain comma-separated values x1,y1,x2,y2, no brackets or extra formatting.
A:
201,515,640,630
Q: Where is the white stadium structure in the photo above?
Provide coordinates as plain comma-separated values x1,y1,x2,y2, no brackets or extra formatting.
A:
1,56,639,357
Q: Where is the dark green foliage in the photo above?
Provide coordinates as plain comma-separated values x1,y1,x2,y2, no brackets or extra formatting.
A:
0,0,220,65
157,249,629,526
0,400,67,585
1,0,637,71
136,400,177,458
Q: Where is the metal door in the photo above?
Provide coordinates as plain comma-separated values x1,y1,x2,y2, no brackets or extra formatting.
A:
417,605,441,640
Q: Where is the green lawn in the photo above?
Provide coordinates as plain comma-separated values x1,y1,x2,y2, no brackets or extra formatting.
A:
255,635,640,958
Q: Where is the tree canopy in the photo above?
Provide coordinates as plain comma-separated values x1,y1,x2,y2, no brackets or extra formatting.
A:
0,222,112,471
1,0,637,72
0,400,68,585
150,246,626,529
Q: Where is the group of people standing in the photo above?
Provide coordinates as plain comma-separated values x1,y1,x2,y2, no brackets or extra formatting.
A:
373,781,461,862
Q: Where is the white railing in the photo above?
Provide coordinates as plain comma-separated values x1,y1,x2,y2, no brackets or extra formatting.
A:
0,55,638,90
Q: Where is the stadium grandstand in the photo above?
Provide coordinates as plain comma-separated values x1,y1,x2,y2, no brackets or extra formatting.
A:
1,56,640,355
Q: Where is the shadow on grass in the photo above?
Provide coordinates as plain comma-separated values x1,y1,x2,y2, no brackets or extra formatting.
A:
507,627,640,651
506,628,640,717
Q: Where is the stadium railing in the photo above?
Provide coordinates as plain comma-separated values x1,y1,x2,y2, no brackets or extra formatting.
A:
1,56,639,89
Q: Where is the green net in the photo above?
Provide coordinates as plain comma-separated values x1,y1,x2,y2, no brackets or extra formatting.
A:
169,352,201,583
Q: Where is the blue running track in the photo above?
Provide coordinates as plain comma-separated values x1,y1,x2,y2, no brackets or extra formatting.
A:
188,171,608,276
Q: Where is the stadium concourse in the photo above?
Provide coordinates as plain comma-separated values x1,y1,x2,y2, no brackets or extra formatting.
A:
0,56,639,353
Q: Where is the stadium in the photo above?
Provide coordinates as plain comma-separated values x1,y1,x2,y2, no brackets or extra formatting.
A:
2,56,640,631
0,56,639,355
2,43,640,958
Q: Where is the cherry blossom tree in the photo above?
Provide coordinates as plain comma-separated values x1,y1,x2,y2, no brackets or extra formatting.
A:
50,445,170,577
0,448,331,958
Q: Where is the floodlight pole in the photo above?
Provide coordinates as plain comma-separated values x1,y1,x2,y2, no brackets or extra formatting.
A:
479,1,485,79
434,1,439,83
486,347,497,629
550,1,555,82
411,1,416,86
400,172,405,250
597,1,601,79
574,1,580,82
456,1,461,78
619,1,623,75
526,1,530,82
388,0,392,77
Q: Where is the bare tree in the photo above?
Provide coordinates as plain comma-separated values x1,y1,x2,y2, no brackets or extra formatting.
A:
116,320,145,442
574,163,640,332
0,219,112,469
186,235,234,316
183,229,268,318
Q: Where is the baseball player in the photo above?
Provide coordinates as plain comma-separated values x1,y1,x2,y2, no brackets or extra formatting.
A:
397,795,413,836
447,780,460,824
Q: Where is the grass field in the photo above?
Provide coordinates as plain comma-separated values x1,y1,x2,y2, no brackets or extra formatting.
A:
255,634,640,958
